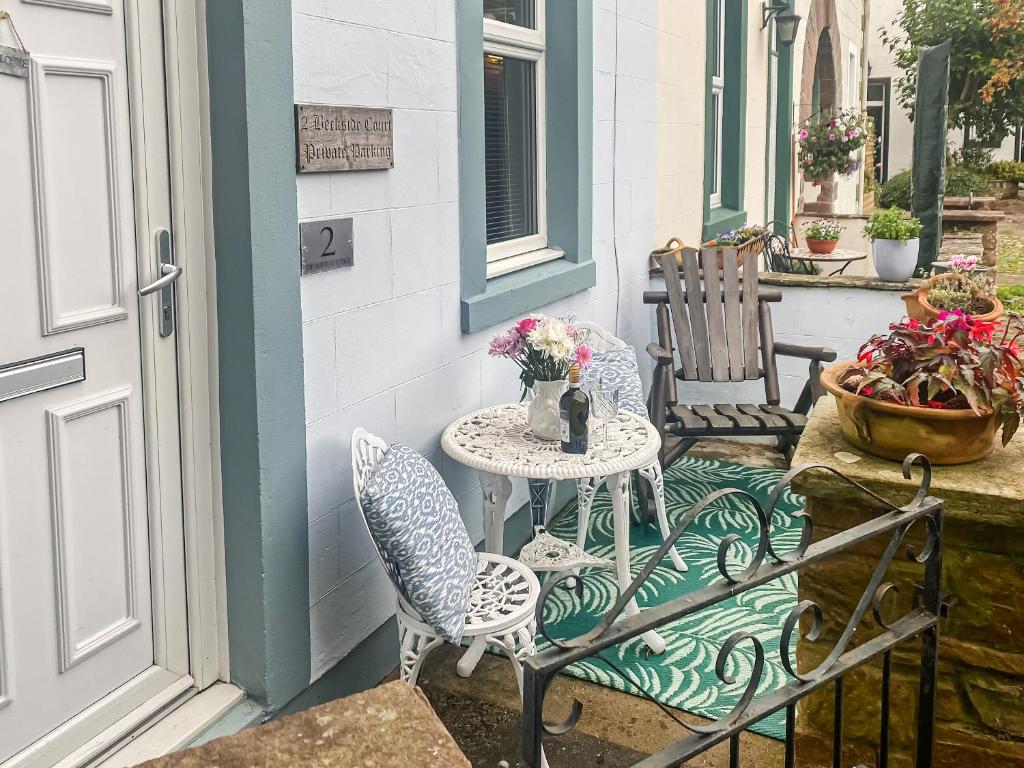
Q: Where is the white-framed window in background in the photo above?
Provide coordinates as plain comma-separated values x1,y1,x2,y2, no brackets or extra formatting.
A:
847,42,859,109
709,0,725,209
483,0,557,278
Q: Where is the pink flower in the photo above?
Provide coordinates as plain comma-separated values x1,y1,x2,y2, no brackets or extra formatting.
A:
938,309,973,335
950,253,978,272
829,118,837,128
565,322,578,337
798,129,808,140
848,128,859,138
515,317,538,336
574,344,592,370
488,330,524,358
828,132,837,141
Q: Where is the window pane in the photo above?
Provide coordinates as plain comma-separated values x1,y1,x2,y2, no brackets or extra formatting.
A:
484,54,538,246
867,82,884,103
712,0,723,78
710,92,721,197
484,0,535,28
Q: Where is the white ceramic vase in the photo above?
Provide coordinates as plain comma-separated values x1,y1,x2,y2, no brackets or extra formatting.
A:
527,379,566,440
872,238,920,282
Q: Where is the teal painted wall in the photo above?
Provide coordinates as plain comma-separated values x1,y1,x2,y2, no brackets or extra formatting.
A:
206,0,311,709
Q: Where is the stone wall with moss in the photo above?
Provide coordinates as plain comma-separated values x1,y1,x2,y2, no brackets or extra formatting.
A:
792,397,1024,767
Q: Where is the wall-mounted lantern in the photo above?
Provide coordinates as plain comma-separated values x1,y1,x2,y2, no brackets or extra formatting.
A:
762,1,802,47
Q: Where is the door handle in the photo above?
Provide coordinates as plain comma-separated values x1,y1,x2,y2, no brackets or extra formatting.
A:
138,229,179,337
138,262,183,296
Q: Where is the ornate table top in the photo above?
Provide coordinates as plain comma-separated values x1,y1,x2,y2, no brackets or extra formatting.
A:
441,403,660,480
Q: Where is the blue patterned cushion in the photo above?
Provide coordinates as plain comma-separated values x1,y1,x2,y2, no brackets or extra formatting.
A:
360,444,477,642
582,347,648,419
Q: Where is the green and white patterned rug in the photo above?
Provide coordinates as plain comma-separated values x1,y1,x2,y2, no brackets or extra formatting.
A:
540,456,804,740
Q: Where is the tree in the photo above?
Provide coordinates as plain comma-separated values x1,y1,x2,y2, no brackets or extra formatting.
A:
881,0,1024,142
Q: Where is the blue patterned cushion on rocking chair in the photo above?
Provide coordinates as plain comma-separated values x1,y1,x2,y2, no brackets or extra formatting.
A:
582,347,649,420
360,444,477,642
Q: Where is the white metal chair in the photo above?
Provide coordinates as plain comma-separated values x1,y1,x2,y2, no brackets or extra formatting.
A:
351,428,543,690
574,321,687,572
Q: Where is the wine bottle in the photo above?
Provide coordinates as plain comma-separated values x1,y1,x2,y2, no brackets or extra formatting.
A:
559,364,589,454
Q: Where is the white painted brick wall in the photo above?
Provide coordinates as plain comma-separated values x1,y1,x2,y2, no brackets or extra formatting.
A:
295,1,664,681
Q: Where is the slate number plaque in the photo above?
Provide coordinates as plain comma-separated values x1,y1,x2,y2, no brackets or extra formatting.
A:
295,104,394,173
300,217,354,275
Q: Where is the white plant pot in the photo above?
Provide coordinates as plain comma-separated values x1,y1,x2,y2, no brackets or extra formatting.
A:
527,379,566,441
872,238,920,282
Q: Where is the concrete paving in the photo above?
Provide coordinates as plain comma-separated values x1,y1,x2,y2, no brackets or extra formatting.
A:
419,646,786,768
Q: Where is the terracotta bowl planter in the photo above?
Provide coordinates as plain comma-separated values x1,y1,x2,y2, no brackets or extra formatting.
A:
820,362,999,465
805,238,838,255
901,272,1004,325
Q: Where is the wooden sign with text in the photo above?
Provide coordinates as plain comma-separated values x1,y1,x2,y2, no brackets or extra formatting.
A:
295,104,394,173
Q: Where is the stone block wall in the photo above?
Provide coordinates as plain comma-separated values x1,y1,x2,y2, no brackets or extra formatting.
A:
792,400,1024,767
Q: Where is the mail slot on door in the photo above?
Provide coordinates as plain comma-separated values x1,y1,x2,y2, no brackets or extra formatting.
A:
0,348,85,404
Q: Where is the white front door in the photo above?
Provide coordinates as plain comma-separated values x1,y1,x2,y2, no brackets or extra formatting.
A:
0,1,192,765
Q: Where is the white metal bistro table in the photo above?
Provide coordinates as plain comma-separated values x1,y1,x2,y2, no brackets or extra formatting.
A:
441,403,666,658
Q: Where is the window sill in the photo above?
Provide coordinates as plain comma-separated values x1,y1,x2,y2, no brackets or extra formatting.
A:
461,256,596,333
487,246,564,279
702,207,748,241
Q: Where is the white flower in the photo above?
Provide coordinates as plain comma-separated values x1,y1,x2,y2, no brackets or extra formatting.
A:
528,318,574,361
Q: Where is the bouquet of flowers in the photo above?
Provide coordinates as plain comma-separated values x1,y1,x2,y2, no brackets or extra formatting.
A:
798,110,870,182
489,315,592,397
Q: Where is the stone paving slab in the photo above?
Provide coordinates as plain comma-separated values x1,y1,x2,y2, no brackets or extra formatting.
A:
139,681,469,768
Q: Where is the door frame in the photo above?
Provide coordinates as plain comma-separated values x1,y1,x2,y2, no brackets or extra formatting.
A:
155,0,228,691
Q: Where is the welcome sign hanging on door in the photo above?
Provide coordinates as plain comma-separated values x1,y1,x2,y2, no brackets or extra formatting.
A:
0,11,29,78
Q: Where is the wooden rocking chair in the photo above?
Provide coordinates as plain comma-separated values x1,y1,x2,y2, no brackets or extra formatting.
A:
645,247,837,469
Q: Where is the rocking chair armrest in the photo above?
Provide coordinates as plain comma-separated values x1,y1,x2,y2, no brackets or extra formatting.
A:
646,342,674,365
774,342,838,363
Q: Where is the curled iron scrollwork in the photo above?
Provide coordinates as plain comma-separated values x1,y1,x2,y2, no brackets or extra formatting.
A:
530,453,939,743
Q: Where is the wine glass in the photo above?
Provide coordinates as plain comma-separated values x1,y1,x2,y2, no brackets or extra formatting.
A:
591,386,620,451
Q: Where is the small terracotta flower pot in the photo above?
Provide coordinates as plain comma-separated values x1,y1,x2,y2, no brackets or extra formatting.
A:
805,238,838,255
820,362,1000,464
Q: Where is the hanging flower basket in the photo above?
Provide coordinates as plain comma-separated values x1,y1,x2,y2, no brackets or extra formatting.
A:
798,110,870,184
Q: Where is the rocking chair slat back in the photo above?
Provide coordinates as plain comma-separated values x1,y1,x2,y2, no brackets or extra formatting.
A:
662,247,764,384
720,250,744,382
742,249,760,379
701,249,730,382
681,249,712,380
660,251,698,379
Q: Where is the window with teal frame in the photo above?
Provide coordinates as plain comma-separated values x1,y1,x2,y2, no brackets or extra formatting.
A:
702,0,748,241
456,0,595,333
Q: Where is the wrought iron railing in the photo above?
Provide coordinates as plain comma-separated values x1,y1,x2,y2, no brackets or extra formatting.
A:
522,455,943,768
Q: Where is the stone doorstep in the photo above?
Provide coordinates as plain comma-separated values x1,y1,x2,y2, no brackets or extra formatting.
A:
136,681,470,768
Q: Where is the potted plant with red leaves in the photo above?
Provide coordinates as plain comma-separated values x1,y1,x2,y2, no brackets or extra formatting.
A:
820,311,1024,464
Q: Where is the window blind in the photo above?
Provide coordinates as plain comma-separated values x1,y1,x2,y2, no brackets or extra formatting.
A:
483,53,538,245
